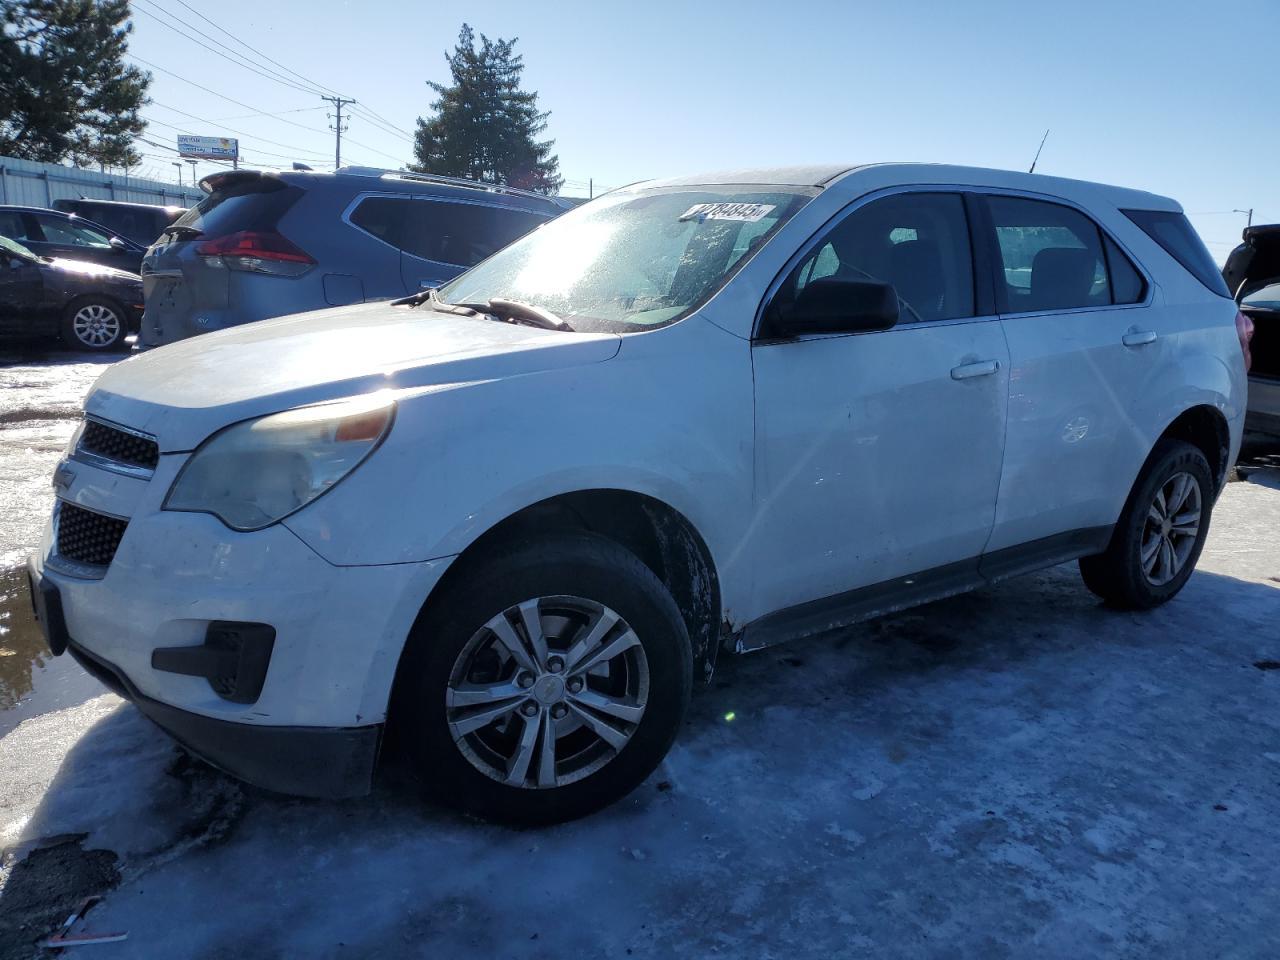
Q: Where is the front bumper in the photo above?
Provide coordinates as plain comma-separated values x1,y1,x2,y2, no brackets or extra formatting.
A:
66,637,379,799
31,453,453,797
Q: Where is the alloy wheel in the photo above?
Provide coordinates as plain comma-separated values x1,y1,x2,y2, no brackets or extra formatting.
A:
72,304,122,348
1140,471,1202,586
445,595,650,790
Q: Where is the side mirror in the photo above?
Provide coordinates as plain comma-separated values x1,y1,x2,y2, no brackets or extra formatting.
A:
109,236,127,250
768,277,900,338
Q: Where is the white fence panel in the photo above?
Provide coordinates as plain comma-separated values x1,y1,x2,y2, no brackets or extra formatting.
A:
0,156,202,209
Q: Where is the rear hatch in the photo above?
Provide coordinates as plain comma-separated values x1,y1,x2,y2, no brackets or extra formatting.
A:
139,171,305,346
1224,224,1280,380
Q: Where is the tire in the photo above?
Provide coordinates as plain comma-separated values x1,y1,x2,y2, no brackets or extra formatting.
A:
1079,439,1214,609
392,532,693,825
60,297,128,352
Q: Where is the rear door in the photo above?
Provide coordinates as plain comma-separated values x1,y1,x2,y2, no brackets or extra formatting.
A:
0,247,47,335
978,193,1154,556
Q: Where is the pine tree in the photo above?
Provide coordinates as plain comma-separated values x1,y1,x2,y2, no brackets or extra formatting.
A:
0,0,150,168
412,24,562,194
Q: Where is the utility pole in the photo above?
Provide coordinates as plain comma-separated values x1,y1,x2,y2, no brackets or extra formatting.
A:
323,95,356,169
1234,208,1254,228
589,178,593,200
172,161,183,188
185,158,198,186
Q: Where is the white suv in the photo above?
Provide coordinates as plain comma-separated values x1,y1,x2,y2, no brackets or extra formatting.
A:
28,164,1250,824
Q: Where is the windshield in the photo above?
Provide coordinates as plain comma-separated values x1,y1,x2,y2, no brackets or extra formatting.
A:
0,235,37,261
1242,280,1280,310
437,185,815,333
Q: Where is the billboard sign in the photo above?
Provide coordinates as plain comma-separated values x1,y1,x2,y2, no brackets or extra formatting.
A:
176,135,239,161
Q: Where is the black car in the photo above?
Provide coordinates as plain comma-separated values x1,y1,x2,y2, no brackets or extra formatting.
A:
0,205,147,272
52,198,187,246
1223,225,1280,440
0,236,143,351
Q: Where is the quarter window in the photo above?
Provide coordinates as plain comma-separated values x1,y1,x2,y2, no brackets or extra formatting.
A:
787,192,976,324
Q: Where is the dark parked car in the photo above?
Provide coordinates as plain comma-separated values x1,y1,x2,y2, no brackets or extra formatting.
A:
139,166,564,346
52,198,186,246
0,205,147,273
0,235,143,351
1223,224,1280,440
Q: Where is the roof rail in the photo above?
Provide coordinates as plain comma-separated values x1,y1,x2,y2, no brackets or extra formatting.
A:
379,170,555,203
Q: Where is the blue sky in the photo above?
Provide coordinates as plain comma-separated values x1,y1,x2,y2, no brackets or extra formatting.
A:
126,0,1277,260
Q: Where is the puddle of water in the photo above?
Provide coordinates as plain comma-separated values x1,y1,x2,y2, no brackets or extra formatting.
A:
0,566,106,738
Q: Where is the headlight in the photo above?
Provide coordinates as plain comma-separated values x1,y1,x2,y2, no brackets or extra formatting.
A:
164,394,395,531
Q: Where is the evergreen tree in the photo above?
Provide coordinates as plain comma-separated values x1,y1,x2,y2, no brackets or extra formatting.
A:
412,24,562,194
0,0,149,168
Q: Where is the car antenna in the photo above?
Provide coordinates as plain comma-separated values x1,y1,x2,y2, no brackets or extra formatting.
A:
1028,129,1050,174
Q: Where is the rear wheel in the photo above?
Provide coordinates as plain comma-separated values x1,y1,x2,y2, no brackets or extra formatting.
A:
60,298,128,352
1079,439,1214,609
393,532,692,825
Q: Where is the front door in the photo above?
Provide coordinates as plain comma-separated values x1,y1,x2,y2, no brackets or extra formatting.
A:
748,191,1009,626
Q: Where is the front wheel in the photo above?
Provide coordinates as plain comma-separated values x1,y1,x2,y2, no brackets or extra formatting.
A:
393,532,693,825
1079,439,1214,609
60,298,128,352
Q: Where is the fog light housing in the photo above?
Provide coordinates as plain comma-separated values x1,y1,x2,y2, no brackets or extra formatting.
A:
151,621,276,704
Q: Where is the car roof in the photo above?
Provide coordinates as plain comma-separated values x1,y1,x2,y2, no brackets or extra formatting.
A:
55,198,186,213
630,163,1181,211
242,167,564,214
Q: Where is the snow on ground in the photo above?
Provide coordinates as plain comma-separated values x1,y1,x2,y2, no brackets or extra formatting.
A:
1,351,1279,957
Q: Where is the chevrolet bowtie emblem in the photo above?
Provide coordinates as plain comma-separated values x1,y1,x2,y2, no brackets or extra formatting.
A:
52,462,76,494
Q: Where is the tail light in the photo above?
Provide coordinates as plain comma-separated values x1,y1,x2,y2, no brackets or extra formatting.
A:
196,231,315,277
1236,310,1254,373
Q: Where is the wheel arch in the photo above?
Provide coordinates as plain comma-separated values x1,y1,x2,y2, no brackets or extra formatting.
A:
400,489,725,692
1155,403,1232,495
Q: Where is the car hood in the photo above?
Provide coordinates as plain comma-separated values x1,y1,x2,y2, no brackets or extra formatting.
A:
46,257,141,282
85,300,622,451
1222,224,1280,302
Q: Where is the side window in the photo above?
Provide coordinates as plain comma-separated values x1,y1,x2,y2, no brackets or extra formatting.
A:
350,196,412,249
1103,235,1146,304
787,192,975,323
987,196,1112,312
400,201,548,268
0,211,30,240
34,215,112,248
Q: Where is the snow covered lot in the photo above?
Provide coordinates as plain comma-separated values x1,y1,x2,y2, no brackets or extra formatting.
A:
1,349,1279,959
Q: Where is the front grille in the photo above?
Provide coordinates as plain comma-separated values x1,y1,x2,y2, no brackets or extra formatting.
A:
57,503,128,567
79,419,159,471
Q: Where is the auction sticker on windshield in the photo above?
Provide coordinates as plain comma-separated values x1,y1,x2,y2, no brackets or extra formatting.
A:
679,202,777,222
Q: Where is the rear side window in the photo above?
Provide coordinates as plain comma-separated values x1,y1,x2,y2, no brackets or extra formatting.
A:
0,210,31,240
69,204,158,244
349,196,409,248
1122,209,1230,297
352,196,549,267
402,200,549,267
987,196,1118,312
172,176,303,237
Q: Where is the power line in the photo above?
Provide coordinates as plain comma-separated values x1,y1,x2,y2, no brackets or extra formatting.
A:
164,0,347,99
148,101,331,158
130,0,329,98
323,96,356,168
142,115,329,165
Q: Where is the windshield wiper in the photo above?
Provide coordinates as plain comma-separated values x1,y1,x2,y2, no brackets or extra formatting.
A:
399,288,574,331
484,298,574,332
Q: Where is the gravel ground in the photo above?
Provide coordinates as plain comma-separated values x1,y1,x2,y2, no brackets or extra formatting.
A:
1,348,1279,959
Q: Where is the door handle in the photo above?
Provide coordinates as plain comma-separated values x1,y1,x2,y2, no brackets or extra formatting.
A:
1122,330,1157,347
951,359,1000,380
